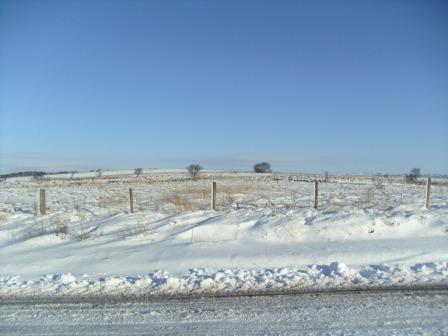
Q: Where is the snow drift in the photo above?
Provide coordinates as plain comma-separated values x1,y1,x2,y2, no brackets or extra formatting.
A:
1,171,447,297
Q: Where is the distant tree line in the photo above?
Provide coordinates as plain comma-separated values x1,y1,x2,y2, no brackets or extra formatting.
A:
0,171,77,180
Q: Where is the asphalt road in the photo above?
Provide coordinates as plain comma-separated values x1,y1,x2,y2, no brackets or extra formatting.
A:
1,289,447,335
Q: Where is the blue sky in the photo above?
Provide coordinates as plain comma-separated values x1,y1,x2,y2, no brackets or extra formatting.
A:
1,0,447,174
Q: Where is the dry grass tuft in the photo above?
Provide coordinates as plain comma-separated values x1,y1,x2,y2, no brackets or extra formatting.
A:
125,218,149,237
184,187,210,197
0,212,8,223
50,215,69,239
96,193,128,208
166,195,195,212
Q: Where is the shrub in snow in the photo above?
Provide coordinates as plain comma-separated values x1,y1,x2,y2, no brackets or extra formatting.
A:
253,162,272,173
134,168,143,176
50,216,69,240
405,168,421,183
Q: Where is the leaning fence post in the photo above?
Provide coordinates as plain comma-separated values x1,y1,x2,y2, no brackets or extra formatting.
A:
129,187,134,213
314,180,319,210
39,189,46,215
425,177,431,209
211,181,217,210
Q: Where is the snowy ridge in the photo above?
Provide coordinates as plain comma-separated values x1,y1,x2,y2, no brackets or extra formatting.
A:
1,262,447,298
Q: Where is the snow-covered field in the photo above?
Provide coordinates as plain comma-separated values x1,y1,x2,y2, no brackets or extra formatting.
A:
0,170,447,297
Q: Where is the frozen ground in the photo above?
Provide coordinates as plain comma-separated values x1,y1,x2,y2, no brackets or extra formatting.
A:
0,170,447,297
1,289,447,335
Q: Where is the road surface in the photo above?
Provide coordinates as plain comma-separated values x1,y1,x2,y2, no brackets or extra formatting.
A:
1,289,447,335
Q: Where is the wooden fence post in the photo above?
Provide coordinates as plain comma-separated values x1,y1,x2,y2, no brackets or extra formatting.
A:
211,181,217,210
129,188,134,213
314,180,319,210
425,177,431,209
39,189,46,215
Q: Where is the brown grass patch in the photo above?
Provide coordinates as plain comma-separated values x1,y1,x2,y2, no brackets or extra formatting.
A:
166,195,195,211
183,184,269,198
219,184,270,197
96,193,128,208
184,187,210,195
0,212,8,223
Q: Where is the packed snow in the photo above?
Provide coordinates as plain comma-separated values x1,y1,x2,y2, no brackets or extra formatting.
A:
2,290,448,335
0,170,447,297
1,262,448,298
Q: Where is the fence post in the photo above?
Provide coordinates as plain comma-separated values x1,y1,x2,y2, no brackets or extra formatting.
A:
425,177,431,209
129,187,134,213
39,189,46,215
314,180,319,210
211,181,217,210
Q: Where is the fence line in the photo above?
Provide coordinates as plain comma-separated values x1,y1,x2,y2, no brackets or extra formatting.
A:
39,189,46,215
32,177,436,215
211,181,217,210
129,187,134,213
425,177,431,209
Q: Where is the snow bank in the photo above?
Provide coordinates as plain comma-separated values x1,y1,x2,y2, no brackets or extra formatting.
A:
1,262,447,298
1,171,448,298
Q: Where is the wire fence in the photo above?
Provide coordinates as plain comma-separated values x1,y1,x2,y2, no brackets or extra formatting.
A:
1,174,447,218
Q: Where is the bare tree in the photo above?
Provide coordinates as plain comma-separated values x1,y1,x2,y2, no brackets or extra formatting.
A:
134,168,143,176
405,168,421,183
253,162,272,173
187,164,202,181
411,168,421,177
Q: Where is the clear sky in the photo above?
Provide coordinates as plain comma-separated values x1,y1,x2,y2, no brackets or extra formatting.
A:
1,0,447,174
